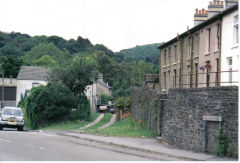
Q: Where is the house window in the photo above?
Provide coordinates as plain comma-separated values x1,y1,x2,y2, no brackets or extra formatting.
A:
195,63,198,88
187,65,191,88
32,83,39,87
206,28,211,53
173,69,177,88
228,57,233,83
164,72,166,90
216,59,220,86
168,47,171,64
206,61,211,87
187,38,191,59
195,34,199,57
233,15,239,44
216,24,220,51
174,45,177,62
164,50,167,66
168,71,171,88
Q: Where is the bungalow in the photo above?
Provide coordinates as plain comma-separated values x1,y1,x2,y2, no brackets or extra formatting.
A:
16,66,48,105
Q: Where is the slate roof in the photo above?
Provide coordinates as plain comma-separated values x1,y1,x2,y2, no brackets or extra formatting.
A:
158,4,238,49
97,79,112,89
17,66,48,80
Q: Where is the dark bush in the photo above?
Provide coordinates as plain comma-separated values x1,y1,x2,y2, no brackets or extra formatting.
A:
25,83,75,129
70,94,90,122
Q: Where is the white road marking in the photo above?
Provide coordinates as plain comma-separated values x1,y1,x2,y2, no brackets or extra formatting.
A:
27,131,57,137
0,138,11,143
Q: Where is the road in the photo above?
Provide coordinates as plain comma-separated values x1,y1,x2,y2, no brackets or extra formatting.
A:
0,129,167,161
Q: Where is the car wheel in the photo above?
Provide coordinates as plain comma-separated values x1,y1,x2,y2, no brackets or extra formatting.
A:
0,126,3,130
17,126,24,131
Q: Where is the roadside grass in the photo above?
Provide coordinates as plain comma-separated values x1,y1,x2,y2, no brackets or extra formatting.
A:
41,112,101,130
86,118,157,137
85,113,112,131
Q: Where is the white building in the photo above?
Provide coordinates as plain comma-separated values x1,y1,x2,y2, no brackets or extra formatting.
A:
16,66,48,105
85,74,112,112
221,5,239,86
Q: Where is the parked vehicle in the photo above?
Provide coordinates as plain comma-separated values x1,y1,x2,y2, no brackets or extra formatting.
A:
0,107,24,131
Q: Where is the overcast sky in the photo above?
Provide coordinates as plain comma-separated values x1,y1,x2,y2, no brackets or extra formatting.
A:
0,0,211,52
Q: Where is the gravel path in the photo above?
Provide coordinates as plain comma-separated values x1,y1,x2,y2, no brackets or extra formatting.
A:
98,114,116,130
79,113,104,130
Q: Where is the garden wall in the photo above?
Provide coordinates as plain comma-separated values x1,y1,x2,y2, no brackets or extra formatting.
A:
130,86,238,154
162,86,238,153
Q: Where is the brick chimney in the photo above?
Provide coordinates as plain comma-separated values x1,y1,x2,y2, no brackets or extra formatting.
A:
208,0,224,18
225,0,238,8
194,8,208,26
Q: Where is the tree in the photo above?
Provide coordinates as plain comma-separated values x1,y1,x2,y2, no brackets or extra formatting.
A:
49,57,98,95
22,43,69,65
32,55,57,67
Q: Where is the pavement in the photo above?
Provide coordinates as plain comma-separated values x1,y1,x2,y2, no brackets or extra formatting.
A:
46,130,238,161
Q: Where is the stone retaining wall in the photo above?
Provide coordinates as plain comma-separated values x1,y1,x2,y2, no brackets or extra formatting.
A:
130,86,238,154
162,86,238,153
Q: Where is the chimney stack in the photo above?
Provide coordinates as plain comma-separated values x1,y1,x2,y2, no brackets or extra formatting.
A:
194,8,208,26
225,0,238,8
208,0,224,18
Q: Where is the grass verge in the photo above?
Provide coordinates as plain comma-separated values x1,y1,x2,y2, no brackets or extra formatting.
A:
41,112,101,130
85,113,112,131
86,118,157,137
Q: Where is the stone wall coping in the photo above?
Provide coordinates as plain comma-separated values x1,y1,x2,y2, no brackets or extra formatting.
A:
168,86,238,93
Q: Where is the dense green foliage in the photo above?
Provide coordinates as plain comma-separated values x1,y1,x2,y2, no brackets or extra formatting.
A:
118,43,163,64
25,83,76,129
100,94,114,104
1,30,162,127
216,128,228,157
49,57,98,94
0,56,23,78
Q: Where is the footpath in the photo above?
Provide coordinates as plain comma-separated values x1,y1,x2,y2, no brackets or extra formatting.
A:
47,130,237,161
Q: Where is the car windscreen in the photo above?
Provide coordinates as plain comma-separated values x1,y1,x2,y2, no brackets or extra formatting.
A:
3,108,22,116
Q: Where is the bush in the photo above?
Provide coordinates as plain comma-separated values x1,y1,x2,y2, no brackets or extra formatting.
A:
100,94,113,104
216,128,228,157
25,83,75,129
69,94,91,122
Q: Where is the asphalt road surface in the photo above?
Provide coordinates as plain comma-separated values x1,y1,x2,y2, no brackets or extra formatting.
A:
0,128,169,161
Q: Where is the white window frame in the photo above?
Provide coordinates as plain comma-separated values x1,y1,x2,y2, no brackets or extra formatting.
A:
233,15,239,45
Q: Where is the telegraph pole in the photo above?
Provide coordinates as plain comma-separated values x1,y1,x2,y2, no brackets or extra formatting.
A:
1,64,4,108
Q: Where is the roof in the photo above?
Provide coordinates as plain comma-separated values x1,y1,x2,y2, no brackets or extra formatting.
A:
158,4,238,50
97,79,112,89
17,66,48,80
0,78,17,87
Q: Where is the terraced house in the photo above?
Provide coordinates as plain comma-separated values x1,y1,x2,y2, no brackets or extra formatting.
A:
158,0,238,92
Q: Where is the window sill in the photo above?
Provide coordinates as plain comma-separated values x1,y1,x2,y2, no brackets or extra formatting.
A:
167,65,171,67
231,45,239,49
193,56,199,59
172,63,177,65
205,53,210,56
214,50,220,53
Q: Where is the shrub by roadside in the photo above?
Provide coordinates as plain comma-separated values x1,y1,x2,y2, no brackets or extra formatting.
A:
25,83,76,129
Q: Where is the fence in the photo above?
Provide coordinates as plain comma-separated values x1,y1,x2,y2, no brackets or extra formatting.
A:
168,70,238,88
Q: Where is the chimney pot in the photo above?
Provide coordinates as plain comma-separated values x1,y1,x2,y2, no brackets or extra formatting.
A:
214,0,216,5
202,9,205,14
220,1,224,5
199,10,202,14
206,10,208,14
210,1,213,5
195,8,198,14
